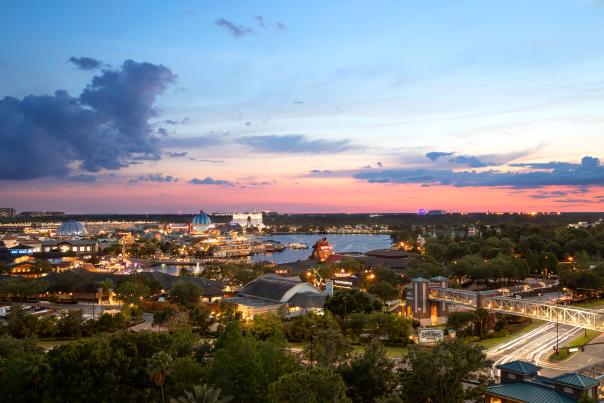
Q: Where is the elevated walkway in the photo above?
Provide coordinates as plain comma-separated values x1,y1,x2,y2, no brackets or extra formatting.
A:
429,287,604,331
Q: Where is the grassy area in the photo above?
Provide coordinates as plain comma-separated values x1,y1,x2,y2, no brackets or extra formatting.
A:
477,320,545,350
548,330,600,362
36,339,74,350
288,342,408,358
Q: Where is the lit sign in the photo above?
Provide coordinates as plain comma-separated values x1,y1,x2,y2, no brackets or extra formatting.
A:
418,328,443,344
418,209,427,215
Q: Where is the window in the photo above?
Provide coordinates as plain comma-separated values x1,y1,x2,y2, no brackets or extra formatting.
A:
563,387,573,394
507,373,516,379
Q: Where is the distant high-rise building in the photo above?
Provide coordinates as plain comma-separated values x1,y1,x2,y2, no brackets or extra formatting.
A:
0,208,16,218
231,213,265,229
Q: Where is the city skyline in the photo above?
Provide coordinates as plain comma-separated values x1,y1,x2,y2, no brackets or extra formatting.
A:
1,1,604,213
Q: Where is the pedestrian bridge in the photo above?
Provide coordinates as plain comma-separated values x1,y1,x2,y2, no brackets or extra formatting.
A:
429,287,604,331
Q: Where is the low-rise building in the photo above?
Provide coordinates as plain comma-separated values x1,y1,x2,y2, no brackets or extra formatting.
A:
41,239,99,255
230,274,326,319
486,360,599,403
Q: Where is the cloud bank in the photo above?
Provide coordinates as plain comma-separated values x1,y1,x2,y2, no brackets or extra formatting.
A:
0,59,176,180
354,156,604,188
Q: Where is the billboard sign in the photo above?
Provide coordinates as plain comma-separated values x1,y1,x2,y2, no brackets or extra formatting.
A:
418,328,444,344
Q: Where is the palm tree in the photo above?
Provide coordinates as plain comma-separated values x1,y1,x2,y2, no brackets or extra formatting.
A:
169,384,232,403
147,351,174,403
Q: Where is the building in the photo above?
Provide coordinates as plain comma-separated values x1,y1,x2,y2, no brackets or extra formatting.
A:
311,238,333,262
404,276,449,325
19,211,65,217
190,210,213,234
0,208,16,218
230,213,265,230
56,220,89,237
485,360,600,403
41,239,99,255
230,274,327,319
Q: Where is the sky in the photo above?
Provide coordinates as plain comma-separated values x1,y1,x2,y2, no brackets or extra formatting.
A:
1,0,604,213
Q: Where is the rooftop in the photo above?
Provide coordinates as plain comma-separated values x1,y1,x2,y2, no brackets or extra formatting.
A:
550,373,600,389
496,360,542,375
487,383,575,403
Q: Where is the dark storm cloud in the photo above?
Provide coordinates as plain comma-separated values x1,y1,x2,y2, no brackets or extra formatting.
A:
0,59,176,180
190,177,233,186
353,156,604,188
425,151,454,161
68,56,103,70
448,155,495,168
237,134,353,154
129,173,178,184
215,18,254,37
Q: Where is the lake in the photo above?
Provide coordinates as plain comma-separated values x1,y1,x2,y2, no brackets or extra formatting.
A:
251,233,393,264
145,233,393,274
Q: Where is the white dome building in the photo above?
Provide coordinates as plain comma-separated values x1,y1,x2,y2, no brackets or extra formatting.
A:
56,220,89,237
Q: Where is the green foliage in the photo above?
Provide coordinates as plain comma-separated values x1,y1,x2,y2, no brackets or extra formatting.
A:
207,322,298,402
170,384,232,403
247,312,283,340
267,367,351,403
165,358,207,399
342,312,412,345
148,351,175,403
339,340,396,402
399,339,492,403
6,305,39,338
368,281,399,301
170,281,202,306
116,280,150,304
283,311,339,342
0,337,49,403
324,289,382,317
303,326,353,367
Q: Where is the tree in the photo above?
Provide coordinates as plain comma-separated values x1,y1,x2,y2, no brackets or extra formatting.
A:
116,280,150,304
446,311,477,334
57,310,84,338
247,312,283,340
324,289,381,317
0,337,49,402
170,281,201,306
6,305,39,338
283,311,339,343
339,340,396,402
368,281,399,301
148,351,174,403
400,339,492,403
170,384,232,403
208,322,297,402
303,326,353,367
267,367,351,403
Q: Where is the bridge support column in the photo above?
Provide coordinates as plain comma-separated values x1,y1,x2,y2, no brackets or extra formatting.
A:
487,313,497,332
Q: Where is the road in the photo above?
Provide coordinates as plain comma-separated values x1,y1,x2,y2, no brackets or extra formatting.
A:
488,322,604,378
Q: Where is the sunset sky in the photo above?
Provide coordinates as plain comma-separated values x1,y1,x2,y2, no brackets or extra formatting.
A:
1,0,603,213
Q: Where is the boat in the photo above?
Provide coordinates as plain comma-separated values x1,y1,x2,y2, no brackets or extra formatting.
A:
287,242,308,249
